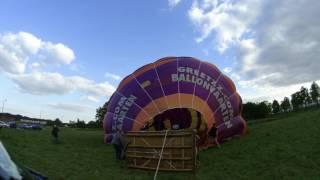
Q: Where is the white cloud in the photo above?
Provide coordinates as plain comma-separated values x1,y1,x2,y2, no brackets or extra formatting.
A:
0,31,116,104
10,72,116,98
168,0,182,8
29,62,41,70
0,47,26,74
186,0,320,101
0,32,42,74
0,32,75,74
230,73,240,80
188,0,262,52
241,81,320,103
1,32,42,55
47,103,90,112
40,42,75,65
70,76,116,98
223,67,232,73
105,72,122,81
236,0,320,87
81,96,100,103
10,72,74,95
0,31,112,121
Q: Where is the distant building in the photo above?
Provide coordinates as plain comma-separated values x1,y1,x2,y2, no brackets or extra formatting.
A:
0,113,18,122
0,113,50,125
20,119,47,125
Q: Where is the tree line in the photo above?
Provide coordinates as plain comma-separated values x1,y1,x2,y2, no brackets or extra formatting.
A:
66,101,108,128
47,101,108,128
243,81,320,120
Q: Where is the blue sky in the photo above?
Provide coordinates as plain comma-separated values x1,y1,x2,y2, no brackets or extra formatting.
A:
1,0,319,122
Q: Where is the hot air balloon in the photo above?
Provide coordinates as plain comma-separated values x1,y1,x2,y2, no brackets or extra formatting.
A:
103,57,247,148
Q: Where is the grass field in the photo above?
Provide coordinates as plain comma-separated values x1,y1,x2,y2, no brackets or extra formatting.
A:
1,108,320,180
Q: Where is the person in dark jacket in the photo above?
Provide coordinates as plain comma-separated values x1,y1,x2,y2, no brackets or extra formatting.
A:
112,130,126,160
51,125,59,143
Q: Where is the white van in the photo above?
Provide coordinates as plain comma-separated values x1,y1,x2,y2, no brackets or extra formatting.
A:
0,121,9,128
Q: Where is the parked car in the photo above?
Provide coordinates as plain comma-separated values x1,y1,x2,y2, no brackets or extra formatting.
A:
7,122,17,128
18,124,42,130
31,124,42,130
18,123,31,129
0,121,9,128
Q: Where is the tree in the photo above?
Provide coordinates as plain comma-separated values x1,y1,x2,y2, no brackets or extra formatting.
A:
272,100,280,114
69,120,76,128
87,121,98,128
76,118,86,128
242,101,270,120
54,118,63,126
281,97,291,112
242,102,257,120
266,101,272,114
95,101,108,128
310,81,320,105
300,86,312,107
257,101,270,118
291,91,303,110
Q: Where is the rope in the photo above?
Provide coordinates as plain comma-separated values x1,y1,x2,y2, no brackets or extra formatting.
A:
154,130,169,180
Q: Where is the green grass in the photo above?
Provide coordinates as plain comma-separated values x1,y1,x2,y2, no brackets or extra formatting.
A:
1,108,320,179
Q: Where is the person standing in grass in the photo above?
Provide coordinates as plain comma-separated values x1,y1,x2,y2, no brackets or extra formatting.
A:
51,125,59,143
112,130,125,160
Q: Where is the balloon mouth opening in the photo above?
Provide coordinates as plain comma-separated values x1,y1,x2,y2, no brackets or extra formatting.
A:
140,108,212,137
